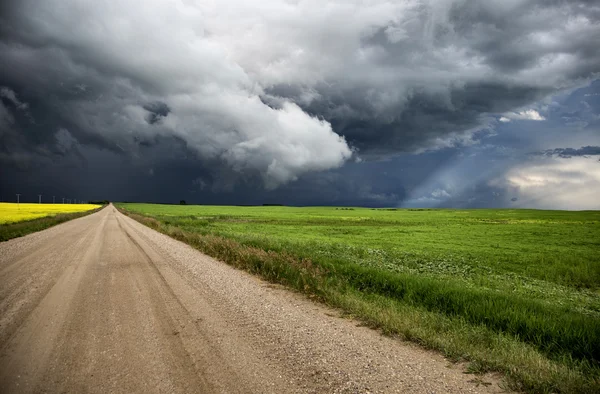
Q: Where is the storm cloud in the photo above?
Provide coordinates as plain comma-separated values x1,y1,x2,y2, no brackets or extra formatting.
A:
1,0,600,206
538,146,600,158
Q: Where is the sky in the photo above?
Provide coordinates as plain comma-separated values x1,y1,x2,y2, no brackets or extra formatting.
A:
1,0,599,209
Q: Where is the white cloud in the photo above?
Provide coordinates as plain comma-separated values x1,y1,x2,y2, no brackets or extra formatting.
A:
494,156,600,210
499,109,546,122
431,189,451,199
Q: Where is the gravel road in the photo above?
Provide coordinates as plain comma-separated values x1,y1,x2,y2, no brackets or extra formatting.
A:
0,205,504,393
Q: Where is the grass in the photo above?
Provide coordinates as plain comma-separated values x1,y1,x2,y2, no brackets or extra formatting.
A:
117,203,600,393
0,205,104,241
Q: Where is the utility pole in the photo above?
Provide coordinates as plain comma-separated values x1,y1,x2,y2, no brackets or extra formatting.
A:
16,194,21,205
38,194,42,204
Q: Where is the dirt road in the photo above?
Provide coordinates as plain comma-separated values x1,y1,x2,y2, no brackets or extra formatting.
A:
0,205,502,393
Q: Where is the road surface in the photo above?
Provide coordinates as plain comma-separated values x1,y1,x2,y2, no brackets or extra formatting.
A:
0,205,502,393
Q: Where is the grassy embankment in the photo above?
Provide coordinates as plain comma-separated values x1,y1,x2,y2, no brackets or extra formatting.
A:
0,203,103,241
117,203,600,393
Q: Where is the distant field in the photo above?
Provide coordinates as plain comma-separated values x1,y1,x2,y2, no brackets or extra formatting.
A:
118,203,600,393
0,203,101,224
0,203,103,241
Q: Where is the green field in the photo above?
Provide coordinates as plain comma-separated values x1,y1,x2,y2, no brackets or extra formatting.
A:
118,203,600,393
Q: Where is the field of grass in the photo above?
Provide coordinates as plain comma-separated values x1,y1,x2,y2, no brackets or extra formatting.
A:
0,203,103,241
0,203,101,224
118,203,600,393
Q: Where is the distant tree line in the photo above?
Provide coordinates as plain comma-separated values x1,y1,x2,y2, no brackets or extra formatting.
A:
89,200,110,205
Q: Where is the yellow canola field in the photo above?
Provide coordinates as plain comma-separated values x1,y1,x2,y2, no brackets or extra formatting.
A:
0,203,101,224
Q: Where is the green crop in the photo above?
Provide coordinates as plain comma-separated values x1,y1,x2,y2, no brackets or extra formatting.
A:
118,203,600,393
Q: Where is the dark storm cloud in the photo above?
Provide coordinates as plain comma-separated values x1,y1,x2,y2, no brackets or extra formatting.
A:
0,2,353,188
447,1,600,73
143,102,171,125
283,82,551,154
261,0,600,154
1,0,600,205
537,146,600,158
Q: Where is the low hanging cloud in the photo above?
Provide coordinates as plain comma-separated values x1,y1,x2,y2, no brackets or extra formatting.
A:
1,0,599,189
